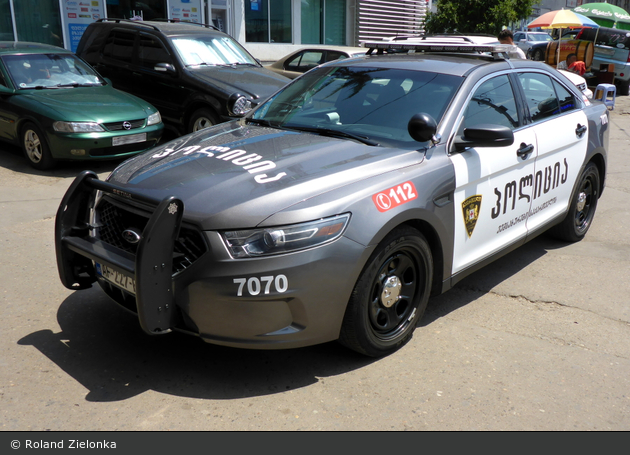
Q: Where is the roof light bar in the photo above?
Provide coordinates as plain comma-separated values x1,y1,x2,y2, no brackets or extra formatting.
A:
363,41,512,57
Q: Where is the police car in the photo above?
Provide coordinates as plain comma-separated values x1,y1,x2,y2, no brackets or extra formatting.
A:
55,41,609,357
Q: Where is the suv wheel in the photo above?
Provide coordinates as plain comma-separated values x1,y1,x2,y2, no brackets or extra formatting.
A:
188,108,218,133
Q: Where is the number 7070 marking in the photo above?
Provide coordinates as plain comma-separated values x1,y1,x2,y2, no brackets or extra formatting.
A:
233,275,289,296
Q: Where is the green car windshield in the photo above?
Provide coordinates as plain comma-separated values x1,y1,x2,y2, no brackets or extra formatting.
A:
2,53,104,90
251,66,462,148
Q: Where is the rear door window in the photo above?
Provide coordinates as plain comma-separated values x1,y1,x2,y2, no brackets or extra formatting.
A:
102,30,135,63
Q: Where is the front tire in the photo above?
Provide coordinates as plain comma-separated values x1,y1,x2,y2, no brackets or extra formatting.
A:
188,108,217,133
339,226,433,357
549,162,600,242
532,48,545,61
22,122,54,170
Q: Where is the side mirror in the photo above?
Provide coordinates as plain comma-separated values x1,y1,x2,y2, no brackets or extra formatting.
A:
453,124,514,151
407,112,437,143
154,63,176,74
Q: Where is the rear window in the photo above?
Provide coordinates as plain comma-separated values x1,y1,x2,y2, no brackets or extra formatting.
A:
577,27,630,50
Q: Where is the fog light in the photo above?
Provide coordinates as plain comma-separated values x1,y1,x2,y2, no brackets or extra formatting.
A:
70,149,86,156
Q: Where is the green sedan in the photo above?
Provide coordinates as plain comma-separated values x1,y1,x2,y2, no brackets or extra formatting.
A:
0,42,163,169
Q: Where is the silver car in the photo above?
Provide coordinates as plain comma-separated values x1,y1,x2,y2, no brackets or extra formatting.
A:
55,41,610,358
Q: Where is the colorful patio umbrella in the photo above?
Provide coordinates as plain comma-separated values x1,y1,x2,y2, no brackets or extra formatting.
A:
574,2,630,30
527,10,600,66
527,9,601,29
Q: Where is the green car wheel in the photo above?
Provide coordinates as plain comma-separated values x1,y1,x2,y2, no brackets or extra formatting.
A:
22,123,54,170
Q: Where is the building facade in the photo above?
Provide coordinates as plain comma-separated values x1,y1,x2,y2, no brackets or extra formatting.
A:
0,0,429,60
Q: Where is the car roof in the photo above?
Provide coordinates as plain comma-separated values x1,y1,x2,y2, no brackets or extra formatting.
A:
287,45,367,54
0,41,70,55
91,19,223,37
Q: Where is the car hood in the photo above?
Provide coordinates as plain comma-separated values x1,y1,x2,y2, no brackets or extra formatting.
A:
188,65,289,100
22,86,151,122
108,123,424,229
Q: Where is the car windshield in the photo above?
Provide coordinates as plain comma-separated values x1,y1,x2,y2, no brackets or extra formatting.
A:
2,53,104,89
251,65,462,148
532,34,552,42
171,35,259,66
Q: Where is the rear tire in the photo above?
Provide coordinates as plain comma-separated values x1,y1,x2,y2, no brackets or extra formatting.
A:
339,226,432,357
22,122,54,170
548,162,600,242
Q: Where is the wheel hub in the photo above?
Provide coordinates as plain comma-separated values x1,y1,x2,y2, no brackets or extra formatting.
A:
577,192,587,211
381,276,402,308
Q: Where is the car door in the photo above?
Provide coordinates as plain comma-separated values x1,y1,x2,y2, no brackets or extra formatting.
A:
132,33,186,124
516,71,589,234
450,73,537,274
97,29,136,94
0,60,19,142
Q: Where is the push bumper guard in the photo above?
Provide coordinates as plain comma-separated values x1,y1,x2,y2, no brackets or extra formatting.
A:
55,170,184,335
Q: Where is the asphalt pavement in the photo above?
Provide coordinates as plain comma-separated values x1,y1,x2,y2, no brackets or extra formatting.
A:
0,95,629,431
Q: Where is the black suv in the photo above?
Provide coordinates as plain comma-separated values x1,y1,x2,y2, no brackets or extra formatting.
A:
76,19,290,134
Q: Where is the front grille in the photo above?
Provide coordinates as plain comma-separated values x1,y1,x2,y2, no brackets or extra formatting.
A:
95,198,207,274
103,119,145,131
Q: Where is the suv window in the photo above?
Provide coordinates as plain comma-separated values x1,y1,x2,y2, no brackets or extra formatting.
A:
103,30,135,63
462,75,519,130
519,73,576,122
138,34,172,69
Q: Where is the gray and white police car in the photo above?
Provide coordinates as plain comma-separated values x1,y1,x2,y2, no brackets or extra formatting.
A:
56,41,609,357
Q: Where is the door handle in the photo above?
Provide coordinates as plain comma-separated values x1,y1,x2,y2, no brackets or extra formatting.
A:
516,142,534,158
576,123,587,137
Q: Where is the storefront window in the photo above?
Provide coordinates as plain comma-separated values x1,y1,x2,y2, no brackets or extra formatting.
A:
106,0,165,21
301,0,346,45
14,0,63,47
0,0,15,41
246,0,291,43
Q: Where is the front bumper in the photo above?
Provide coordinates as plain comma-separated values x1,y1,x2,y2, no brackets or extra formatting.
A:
55,172,370,349
46,124,163,161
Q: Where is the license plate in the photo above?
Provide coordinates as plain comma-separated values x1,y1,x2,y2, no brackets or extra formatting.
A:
96,263,136,295
112,133,146,146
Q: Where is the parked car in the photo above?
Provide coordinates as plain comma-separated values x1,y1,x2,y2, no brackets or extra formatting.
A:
76,19,290,135
266,46,367,79
56,40,608,357
513,31,552,54
576,26,630,96
0,41,163,170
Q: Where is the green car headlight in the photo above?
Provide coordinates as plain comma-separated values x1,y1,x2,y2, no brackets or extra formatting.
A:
222,213,351,258
147,111,162,126
53,121,105,133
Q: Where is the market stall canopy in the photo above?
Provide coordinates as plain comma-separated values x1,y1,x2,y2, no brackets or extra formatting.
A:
574,2,630,30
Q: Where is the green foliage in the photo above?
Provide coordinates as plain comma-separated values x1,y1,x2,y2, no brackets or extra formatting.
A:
425,0,536,36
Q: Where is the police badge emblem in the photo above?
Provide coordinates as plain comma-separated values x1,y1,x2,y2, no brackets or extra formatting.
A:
462,195,482,238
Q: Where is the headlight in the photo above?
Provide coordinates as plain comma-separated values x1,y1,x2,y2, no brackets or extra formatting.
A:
222,213,350,258
147,111,162,126
53,121,105,133
228,93,253,116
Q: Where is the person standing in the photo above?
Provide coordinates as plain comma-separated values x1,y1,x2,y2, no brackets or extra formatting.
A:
498,29,527,59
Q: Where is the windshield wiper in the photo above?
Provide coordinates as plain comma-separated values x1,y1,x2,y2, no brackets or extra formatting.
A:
245,118,282,129
53,82,100,88
283,125,380,146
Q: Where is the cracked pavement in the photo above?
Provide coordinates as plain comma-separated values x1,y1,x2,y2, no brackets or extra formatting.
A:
0,95,629,431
